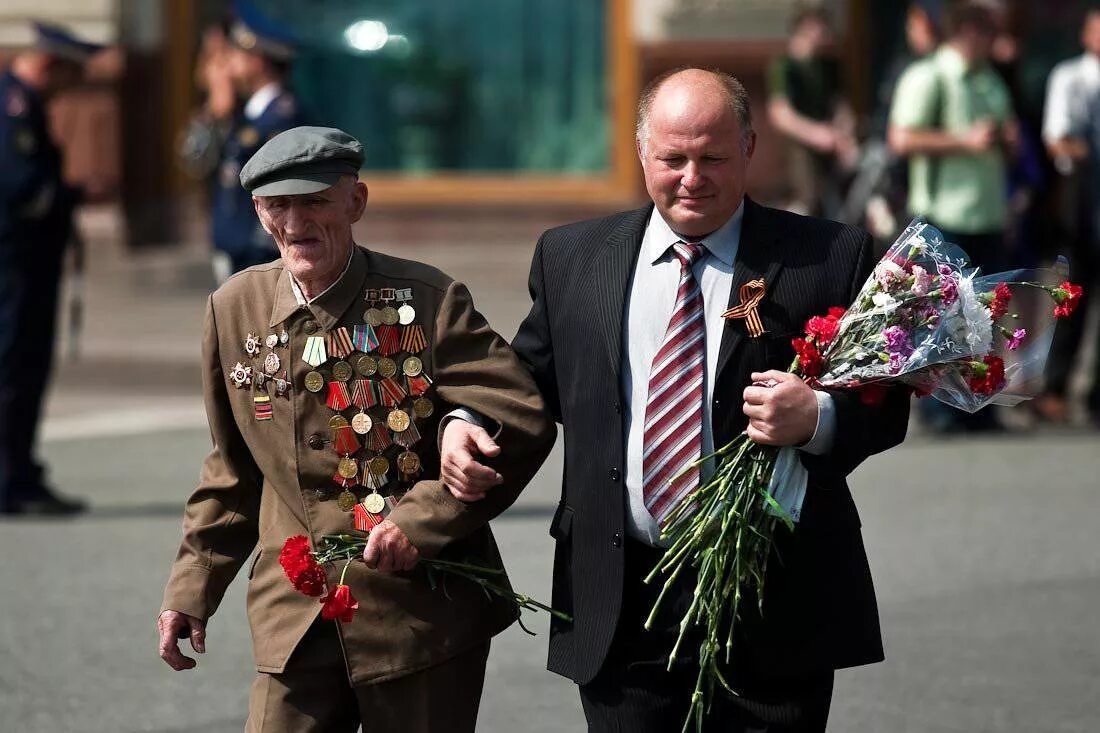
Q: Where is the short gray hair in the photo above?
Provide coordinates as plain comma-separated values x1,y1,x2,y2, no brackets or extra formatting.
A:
635,67,753,150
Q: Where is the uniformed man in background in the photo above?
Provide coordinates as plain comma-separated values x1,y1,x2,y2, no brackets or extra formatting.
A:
0,22,100,516
179,3,306,283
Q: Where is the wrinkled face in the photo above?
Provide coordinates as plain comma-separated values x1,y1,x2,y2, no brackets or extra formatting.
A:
253,177,367,284
638,83,755,239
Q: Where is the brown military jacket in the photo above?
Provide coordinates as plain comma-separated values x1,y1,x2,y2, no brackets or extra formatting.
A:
161,245,555,685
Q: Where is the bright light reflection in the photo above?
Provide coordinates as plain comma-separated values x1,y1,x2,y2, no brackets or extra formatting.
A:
344,20,389,52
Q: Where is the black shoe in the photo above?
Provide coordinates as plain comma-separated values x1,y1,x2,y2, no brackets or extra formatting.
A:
1,488,87,516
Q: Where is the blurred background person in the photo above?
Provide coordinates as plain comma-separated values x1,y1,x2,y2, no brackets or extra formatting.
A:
0,22,100,516
178,2,305,284
767,3,858,218
1034,5,1100,426
889,0,1018,434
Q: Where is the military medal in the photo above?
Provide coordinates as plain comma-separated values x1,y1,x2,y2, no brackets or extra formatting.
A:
368,455,390,481
393,420,421,448
274,372,292,397
396,288,416,325
263,351,281,375
376,324,402,356
354,502,384,531
363,490,386,515
351,411,373,434
302,336,327,367
364,289,384,326
329,414,350,430
327,327,355,359
244,332,261,357
377,357,398,379
352,324,379,353
397,450,421,479
401,324,429,354
355,355,378,377
304,370,325,393
386,408,411,433
378,377,407,407
379,288,400,325
338,455,359,479
265,334,279,349
230,362,253,388
407,373,433,397
255,371,269,388
337,486,358,512
412,397,434,419
254,394,273,421
402,356,423,377
326,381,352,411
332,360,353,382
279,329,289,346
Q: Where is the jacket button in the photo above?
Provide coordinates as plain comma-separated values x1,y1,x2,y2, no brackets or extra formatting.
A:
303,319,319,335
307,434,325,450
611,532,623,548
608,468,620,482
613,401,622,414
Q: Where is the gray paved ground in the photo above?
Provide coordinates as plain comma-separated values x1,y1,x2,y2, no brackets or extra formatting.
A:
3,217,1099,732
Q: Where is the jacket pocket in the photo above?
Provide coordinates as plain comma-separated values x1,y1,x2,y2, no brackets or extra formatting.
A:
548,502,573,541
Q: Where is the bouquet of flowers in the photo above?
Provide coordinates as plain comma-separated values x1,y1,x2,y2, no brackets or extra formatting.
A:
648,219,1084,731
279,531,569,630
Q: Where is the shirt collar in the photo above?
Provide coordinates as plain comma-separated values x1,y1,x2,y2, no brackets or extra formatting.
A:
270,246,365,329
1083,52,1100,78
244,82,282,120
644,199,744,267
937,44,975,77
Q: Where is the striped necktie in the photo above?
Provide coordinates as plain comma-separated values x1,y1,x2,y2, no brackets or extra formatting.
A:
643,241,706,527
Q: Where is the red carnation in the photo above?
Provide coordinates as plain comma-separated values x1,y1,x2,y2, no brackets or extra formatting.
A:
1053,281,1083,319
791,337,823,377
967,355,1006,396
279,535,328,597
803,306,846,346
320,584,359,622
827,306,847,320
989,282,1012,320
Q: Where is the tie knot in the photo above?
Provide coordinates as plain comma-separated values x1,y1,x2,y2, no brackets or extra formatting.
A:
672,241,706,268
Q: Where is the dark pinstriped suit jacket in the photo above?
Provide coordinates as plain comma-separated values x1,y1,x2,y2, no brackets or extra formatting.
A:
512,198,910,685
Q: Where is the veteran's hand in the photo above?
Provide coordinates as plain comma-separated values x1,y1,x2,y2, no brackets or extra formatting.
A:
364,520,420,574
157,610,206,671
441,419,502,502
742,371,819,447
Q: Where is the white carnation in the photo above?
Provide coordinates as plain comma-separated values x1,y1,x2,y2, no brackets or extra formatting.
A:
956,275,993,355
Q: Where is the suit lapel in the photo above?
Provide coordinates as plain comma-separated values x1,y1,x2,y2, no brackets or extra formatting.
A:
715,199,785,379
590,206,650,379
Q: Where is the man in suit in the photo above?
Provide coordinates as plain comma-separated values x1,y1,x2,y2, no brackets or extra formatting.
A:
156,127,554,732
0,22,101,516
442,69,910,731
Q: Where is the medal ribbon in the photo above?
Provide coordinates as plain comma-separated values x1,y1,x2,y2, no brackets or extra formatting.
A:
326,381,352,411
302,336,327,367
376,325,402,356
352,324,379,353
379,377,407,407
326,327,355,359
367,423,392,451
354,503,385,531
333,425,359,455
350,379,370,409
393,421,421,448
407,373,432,397
254,394,273,421
401,325,428,354
721,278,768,338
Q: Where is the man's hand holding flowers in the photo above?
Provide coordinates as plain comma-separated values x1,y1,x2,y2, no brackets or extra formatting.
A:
742,370,820,446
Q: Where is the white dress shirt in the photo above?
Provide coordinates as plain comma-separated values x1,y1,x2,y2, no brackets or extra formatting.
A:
1042,53,1100,144
244,82,283,121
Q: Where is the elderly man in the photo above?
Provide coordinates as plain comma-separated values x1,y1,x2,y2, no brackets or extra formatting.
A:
0,22,101,515
443,69,909,731
157,126,554,732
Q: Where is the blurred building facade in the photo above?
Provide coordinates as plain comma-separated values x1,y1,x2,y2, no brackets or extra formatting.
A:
3,0,1095,248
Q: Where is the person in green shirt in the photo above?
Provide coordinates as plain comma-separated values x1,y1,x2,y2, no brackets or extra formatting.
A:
767,5,857,217
888,0,1018,433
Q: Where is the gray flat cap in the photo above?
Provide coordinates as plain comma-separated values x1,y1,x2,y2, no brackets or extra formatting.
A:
240,126,364,196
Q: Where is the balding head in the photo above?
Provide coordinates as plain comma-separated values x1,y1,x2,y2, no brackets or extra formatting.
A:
636,68,756,239
636,68,753,153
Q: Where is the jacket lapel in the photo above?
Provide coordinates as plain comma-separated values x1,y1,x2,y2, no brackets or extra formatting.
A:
590,206,650,379
715,198,785,379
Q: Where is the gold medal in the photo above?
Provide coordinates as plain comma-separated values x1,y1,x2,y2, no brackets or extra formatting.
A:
332,360,353,382
329,415,350,430
368,455,390,477
365,308,384,327
413,397,435,419
338,455,359,479
337,488,357,512
402,356,423,377
304,371,324,393
397,450,421,475
378,357,397,379
387,409,411,432
363,491,386,514
380,306,400,325
355,355,378,377
351,411,373,434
